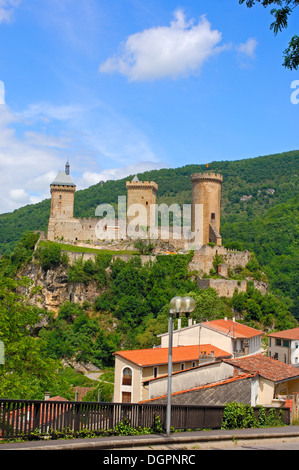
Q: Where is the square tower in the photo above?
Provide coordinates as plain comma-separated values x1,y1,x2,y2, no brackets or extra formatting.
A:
126,176,158,231
48,162,76,240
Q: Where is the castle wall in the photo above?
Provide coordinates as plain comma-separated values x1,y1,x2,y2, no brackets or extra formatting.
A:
48,217,99,242
188,245,251,275
197,278,247,297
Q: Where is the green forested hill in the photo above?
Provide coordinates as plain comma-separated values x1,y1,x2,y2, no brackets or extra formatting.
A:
0,150,298,253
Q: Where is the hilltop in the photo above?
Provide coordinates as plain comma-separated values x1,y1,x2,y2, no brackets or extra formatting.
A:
0,150,298,253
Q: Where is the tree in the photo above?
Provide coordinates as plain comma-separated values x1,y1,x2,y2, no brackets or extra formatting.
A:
0,276,63,399
239,0,299,69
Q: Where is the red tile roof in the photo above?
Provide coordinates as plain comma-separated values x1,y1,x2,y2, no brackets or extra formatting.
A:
268,327,299,341
114,344,231,367
224,354,299,382
202,319,263,339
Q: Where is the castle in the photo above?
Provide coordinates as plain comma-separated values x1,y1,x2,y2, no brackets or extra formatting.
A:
47,161,224,250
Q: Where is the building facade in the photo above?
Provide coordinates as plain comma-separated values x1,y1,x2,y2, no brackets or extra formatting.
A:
268,328,299,365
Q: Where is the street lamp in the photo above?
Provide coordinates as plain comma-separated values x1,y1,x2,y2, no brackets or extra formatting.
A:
166,296,195,437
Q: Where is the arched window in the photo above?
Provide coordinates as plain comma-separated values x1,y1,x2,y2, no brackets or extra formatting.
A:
122,367,132,386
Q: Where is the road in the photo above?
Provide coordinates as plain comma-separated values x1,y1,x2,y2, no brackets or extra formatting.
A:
113,436,299,451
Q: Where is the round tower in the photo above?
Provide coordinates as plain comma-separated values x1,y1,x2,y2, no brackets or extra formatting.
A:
191,172,223,246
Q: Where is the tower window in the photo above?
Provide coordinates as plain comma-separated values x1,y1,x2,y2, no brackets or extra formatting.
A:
211,213,215,220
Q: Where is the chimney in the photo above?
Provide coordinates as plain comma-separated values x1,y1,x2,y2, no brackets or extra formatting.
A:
44,392,50,400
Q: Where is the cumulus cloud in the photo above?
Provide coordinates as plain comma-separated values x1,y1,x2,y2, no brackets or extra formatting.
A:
99,9,223,81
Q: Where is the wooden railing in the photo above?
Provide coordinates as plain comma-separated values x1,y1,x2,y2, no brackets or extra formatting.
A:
0,399,290,439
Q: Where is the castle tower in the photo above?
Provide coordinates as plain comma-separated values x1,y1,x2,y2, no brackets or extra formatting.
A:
191,172,223,246
126,176,158,230
48,162,76,240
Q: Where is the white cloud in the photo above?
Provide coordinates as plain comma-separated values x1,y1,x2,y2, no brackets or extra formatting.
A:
79,161,168,188
9,188,28,201
0,0,21,24
236,38,258,59
0,101,164,213
0,105,66,213
99,9,223,81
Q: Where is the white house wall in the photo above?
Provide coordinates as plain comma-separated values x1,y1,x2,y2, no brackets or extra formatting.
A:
148,361,234,400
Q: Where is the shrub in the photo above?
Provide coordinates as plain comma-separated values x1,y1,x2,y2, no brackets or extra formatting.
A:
221,402,284,430
35,244,62,271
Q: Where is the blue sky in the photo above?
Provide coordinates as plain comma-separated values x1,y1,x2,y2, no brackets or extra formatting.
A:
0,0,298,213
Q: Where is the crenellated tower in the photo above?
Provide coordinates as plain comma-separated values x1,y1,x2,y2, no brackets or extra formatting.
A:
191,172,223,246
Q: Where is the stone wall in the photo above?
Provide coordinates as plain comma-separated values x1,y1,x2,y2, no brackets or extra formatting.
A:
197,279,247,297
63,251,156,266
48,217,99,243
188,245,251,275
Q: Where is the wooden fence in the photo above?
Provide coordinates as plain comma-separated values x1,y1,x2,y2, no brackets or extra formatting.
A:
0,399,290,439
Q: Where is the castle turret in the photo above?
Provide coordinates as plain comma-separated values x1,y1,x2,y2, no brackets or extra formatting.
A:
191,172,223,246
126,177,158,230
48,162,76,240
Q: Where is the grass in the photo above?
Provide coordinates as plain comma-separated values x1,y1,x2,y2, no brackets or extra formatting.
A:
38,240,137,256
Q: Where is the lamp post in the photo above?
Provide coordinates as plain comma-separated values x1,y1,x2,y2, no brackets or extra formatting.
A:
166,296,195,437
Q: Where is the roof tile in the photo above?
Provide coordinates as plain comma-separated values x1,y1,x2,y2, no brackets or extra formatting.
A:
202,319,263,339
224,354,299,382
114,344,231,367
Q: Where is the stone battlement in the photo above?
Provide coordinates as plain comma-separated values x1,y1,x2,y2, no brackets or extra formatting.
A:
126,180,158,191
191,172,223,183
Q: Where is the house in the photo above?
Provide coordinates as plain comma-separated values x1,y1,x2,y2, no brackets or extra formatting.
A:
158,317,264,357
141,354,299,411
268,327,299,365
224,354,299,407
113,344,232,403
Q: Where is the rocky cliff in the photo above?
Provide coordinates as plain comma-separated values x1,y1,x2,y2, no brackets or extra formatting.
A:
18,262,103,314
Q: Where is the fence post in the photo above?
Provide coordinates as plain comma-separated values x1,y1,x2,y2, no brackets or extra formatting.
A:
32,402,41,432
74,403,81,433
